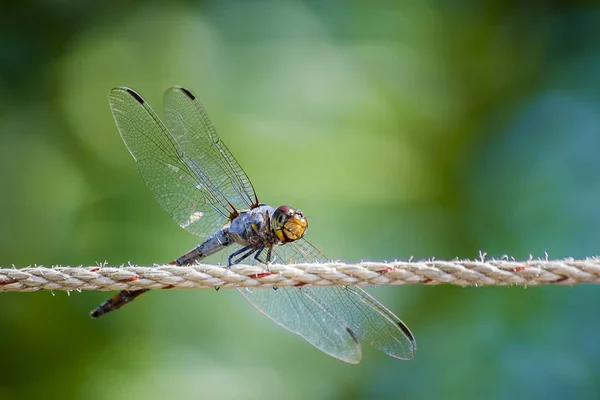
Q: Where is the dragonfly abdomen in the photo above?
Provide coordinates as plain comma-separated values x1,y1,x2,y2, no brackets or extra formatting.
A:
175,228,231,266
90,289,149,318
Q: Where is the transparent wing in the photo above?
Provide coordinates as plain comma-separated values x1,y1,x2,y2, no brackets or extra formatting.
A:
163,87,258,214
238,239,416,363
239,269,363,363
109,87,248,238
236,240,361,363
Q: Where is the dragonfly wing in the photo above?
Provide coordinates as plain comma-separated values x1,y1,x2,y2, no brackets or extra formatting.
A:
163,87,258,215
109,87,232,238
236,257,362,363
239,239,416,361
301,287,415,359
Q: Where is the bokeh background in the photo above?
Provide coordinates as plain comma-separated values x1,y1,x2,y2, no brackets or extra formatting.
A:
2,1,600,399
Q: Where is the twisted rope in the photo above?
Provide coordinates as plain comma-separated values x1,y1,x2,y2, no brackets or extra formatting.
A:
1,256,599,293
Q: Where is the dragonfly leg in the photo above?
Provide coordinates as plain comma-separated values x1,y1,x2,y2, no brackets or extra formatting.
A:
262,247,279,290
265,247,272,263
252,246,275,265
219,245,256,291
250,246,278,290
253,247,264,262
228,245,256,266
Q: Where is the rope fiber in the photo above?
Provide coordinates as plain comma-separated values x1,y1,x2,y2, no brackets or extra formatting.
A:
1,256,599,293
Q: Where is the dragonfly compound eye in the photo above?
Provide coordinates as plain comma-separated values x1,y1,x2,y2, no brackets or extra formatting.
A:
272,205,308,243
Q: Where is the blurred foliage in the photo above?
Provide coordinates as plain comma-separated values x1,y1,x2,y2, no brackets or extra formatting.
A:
1,0,600,399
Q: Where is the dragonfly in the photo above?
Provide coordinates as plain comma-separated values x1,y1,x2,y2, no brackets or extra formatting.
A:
90,86,416,363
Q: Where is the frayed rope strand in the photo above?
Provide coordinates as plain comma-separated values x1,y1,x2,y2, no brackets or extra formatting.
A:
1,257,600,293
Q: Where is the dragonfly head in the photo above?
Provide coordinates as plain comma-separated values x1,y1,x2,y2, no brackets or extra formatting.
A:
271,205,308,243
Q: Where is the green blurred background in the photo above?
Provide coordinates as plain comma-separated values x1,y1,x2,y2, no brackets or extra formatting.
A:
2,1,600,399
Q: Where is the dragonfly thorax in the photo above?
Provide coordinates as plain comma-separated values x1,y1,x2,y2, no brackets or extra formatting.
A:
228,205,308,249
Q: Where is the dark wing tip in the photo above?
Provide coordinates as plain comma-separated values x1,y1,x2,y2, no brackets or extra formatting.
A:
178,87,196,100
89,308,102,319
397,321,417,359
125,88,145,104
346,327,360,344
398,321,415,342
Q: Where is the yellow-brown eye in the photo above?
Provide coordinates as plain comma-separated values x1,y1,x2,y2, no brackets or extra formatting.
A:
271,205,308,243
